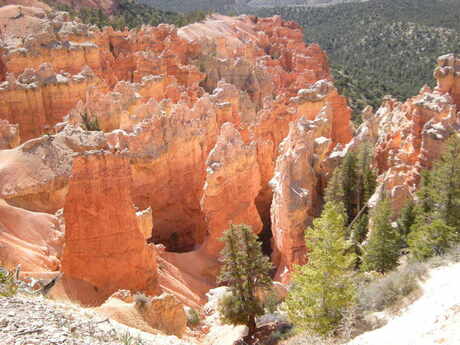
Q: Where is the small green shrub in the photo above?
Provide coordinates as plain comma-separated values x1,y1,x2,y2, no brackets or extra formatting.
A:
81,112,101,131
426,244,460,268
263,289,282,314
408,219,457,261
119,331,134,345
186,307,200,327
0,268,18,297
133,293,150,311
357,262,427,313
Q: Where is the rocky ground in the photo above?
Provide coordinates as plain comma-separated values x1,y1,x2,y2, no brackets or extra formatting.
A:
0,294,193,345
347,262,460,345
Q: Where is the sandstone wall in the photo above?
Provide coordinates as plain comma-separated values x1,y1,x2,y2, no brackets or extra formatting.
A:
61,151,159,299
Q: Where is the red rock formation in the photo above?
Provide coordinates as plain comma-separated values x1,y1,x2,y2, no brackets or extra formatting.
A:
0,199,62,272
61,151,159,300
0,0,51,11
0,119,19,149
435,54,460,109
200,122,263,257
97,291,187,336
0,125,106,213
270,104,345,282
352,57,460,213
0,65,103,141
0,11,358,304
106,96,218,252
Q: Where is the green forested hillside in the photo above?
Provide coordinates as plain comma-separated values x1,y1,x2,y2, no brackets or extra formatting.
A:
254,0,460,116
137,0,246,13
49,0,207,29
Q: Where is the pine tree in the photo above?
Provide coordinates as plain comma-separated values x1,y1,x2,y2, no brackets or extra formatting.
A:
218,224,273,336
408,219,457,260
284,202,356,336
361,198,400,273
414,170,435,220
324,166,345,206
407,135,460,260
355,143,377,213
350,212,368,268
325,143,376,227
341,152,358,222
396,199,416,248
430,134,460,230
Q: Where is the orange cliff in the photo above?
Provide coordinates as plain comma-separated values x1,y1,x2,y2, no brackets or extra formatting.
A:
0,6,201,141
0,199,62,272
0,11,356,307
349,55,460,213
61,151,159,305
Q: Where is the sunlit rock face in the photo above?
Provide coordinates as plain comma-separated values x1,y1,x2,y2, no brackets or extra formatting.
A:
270,99,351,283
351,56,460,213
61,151,159,302
200,122,263,257
0,119,19,149
0,125,107,213
0,9,358,303
0,199,63,272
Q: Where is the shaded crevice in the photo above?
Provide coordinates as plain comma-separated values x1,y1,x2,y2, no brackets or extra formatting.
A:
255,189,274,258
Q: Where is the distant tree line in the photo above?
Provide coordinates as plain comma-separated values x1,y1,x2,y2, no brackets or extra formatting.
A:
46,0,208,30
253,0,460,122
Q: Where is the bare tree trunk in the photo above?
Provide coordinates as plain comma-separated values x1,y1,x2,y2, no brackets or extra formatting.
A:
247,315,257,337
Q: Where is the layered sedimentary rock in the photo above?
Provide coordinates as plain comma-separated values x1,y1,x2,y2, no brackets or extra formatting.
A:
352,60,460,212
0,119,19,149
0,10,358,305
0,65,102,141
0,199,62,272
270,104,344,282
0,125,106,212
61,151,159,300
106,95,218,252
0,8,202,141
435,54,460,109
200,122,263,257
313,55,460,222
97,292,187,336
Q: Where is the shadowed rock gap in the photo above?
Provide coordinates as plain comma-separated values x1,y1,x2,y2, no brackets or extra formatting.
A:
255,189,274,258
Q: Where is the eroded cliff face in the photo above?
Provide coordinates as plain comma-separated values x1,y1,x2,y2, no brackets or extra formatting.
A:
201,122,263,257
0,125,107,213
0,199,62,272
0,10,356,303
9,6,460,313
61,151,159,303
0,119,19,149
351,56,460,213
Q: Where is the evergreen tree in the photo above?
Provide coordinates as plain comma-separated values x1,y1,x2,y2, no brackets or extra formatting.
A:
324,166,345,206
341,152,358,222
218,224,273,336
430,135,460,230
396,199,416,248
355,143,377,213
413,170,435,220
361,198,400,273
325,143,376,228
284,202,356,336
349,212,368,268
408,219,457,261
407,135,460,260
